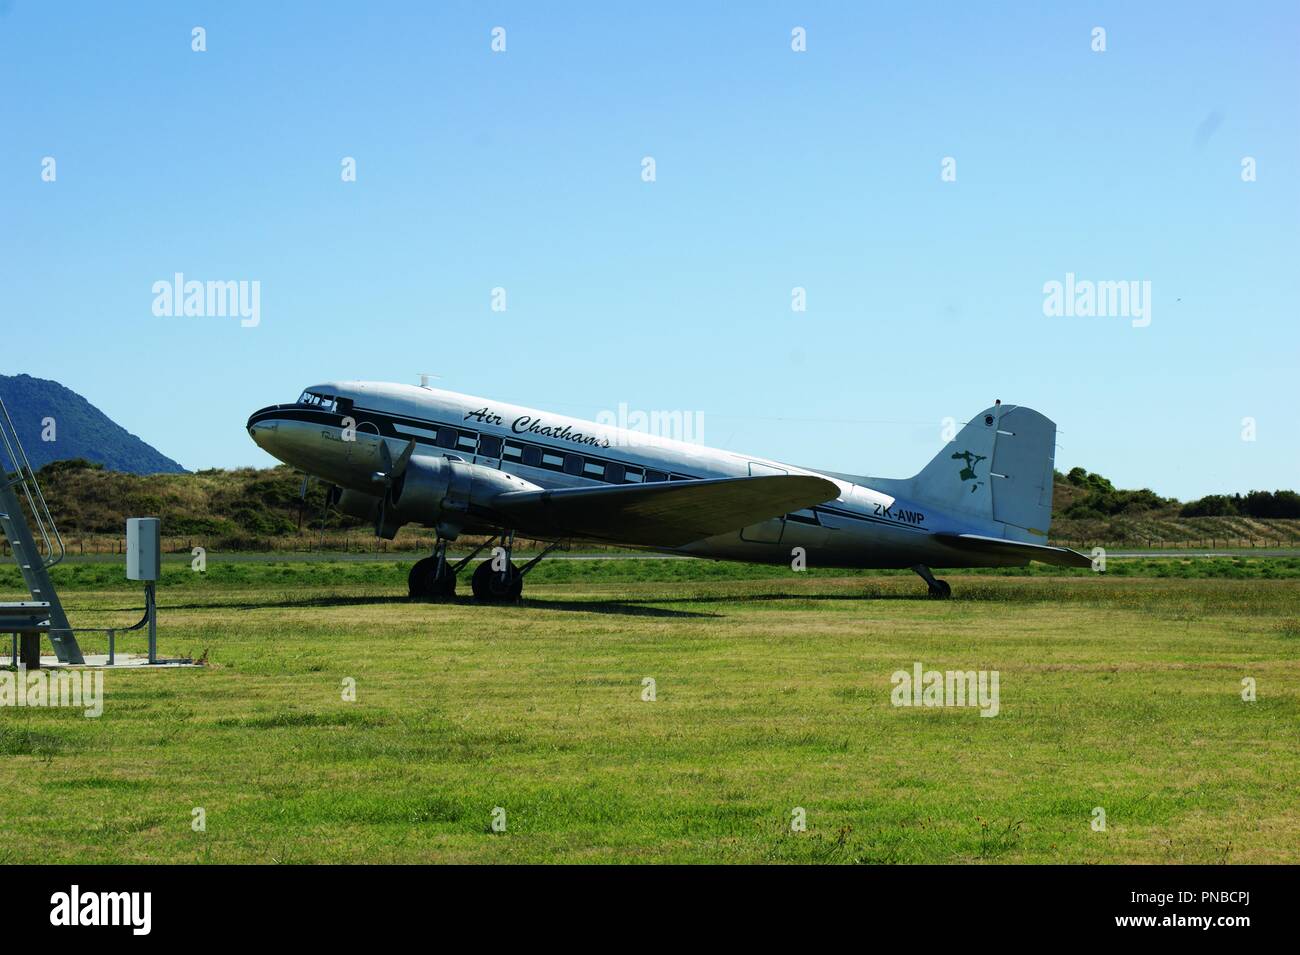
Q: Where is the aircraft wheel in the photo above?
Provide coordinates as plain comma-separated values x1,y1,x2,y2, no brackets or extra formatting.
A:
471,559,522,602
927,579,952,599
409,556,456,599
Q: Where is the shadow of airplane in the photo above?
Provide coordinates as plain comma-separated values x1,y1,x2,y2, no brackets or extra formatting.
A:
610,591,933,606
98,593,720,620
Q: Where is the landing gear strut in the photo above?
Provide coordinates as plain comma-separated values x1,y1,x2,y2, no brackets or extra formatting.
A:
471,529,522,602
911,563,952,599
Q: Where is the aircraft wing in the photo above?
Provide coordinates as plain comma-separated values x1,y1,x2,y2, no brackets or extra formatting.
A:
490,474,841,547
933,533,1095,568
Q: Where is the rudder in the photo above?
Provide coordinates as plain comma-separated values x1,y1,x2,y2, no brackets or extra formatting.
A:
903,403,1057,542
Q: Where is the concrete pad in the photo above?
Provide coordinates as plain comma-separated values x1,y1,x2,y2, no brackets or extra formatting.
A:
7,653,201,670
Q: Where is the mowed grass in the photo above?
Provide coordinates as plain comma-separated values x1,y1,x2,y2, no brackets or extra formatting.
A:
0,559,1297,864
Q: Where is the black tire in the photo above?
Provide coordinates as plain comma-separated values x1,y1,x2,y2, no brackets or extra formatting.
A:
471,559,522,602
408,557,433,597
928,579,952,599
409,556,456,599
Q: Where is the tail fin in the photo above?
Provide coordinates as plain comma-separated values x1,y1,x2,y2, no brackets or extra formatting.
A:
880,402,1058,542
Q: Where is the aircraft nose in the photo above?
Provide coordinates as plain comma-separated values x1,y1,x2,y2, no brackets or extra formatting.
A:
246,405,283,448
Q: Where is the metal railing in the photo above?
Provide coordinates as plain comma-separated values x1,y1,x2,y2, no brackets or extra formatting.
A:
0,396,64,569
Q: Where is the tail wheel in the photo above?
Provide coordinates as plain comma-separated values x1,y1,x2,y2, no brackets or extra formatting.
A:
927,579,952,599
471,559,522,602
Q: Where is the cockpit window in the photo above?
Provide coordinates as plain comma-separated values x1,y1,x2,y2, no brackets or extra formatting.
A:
298,391,337,411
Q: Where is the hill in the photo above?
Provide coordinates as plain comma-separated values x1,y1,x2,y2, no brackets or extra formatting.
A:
1048,467,1300,548
28,461,351,545
0,373,186,474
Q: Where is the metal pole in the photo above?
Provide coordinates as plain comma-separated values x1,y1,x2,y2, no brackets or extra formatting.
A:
20,631,40,669
147,582,157,664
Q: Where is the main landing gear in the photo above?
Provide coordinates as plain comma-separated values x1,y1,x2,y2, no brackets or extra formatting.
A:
470,557,522,601
910,564,952,599
409,530,562,603
408,537,458,599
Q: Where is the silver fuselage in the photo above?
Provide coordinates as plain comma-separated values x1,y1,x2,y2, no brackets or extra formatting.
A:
247,381,1024,569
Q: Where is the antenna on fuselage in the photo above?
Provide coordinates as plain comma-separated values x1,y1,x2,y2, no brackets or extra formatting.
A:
418,373,441,389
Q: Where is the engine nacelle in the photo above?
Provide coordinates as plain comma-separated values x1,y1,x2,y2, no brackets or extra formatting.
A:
336,488,381,523
377,454,540,539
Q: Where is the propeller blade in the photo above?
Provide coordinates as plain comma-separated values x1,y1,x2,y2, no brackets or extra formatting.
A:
392,439,416,478
372,440,415,536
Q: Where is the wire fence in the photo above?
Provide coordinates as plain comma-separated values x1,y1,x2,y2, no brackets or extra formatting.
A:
3,533,601,557
1054,538,1300,551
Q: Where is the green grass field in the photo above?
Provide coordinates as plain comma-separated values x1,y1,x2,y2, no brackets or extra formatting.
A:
1,558,1297,864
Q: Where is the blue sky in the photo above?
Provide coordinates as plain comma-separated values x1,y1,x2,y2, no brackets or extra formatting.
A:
2,1,1296,499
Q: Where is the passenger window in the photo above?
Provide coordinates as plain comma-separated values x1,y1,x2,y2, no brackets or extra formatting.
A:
457,431,479,453
623,467,643,483
583,460,606,479
563,455,584,476
479,435,503,458
521,446,541,467
604,462,624,484
436,429,457,450
502,442,523,461
670,474,690,481
541,451,565,471
645,470,668,483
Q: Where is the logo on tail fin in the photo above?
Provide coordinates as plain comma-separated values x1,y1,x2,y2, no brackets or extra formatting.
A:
951,450,986,493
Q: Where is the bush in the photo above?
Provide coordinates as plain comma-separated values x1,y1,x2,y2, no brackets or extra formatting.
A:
1065,468,1116,494
1062,476,1169,518
1243,490,1300,518
37,458,104,476
166,516,232,535
1181,490,1300,519
1180,494,1238,517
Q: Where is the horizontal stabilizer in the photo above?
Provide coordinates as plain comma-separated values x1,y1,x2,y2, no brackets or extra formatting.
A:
934,533,1094,568
491,474,840,547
